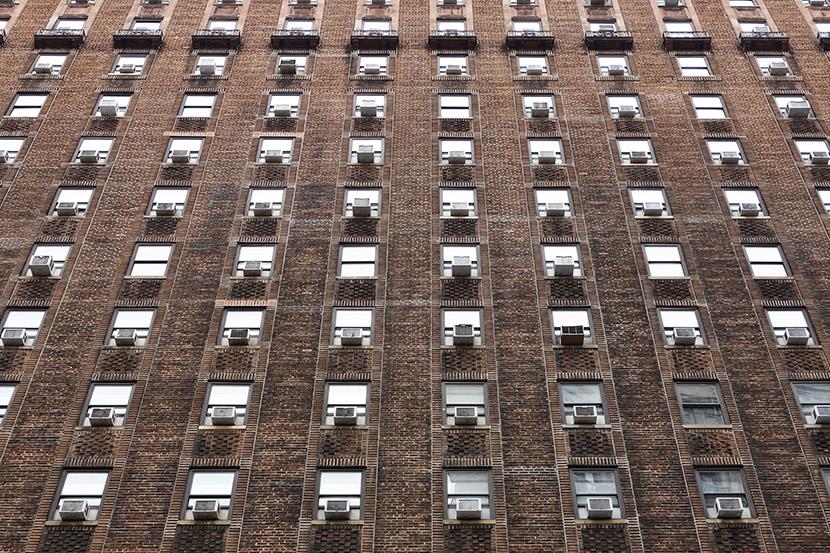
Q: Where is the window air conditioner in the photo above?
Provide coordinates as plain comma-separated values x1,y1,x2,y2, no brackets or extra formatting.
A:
261,150,282,164
453,406,478,425
56,202,79,216
672,327,697,345
78,150,100,164
812,405,830,424
531,102,550,118
767,61,789,76
589,0,607,6
811,0,826,5
526,64,544,76
324,499,350,520
752,25,769,33
537,150,559,165
333,406,358,425
553,255,574,277
58,500,90,521
242,261,263,277
664,0,681,6
714,497,744,519
210,406,237,425
545,202,566,217
607,65,625,76
784,327,810,345
0,151,7,164
192,499,220,520
452,324,475,346
447,151,467,164
33,63,53,74
118,63,136,74
340,327,364,346
359,101,378,117
738,202,761,217
252,202,274,217
271,104,292,117
28,255,54,277
1,328,27,346
451,255,472,277
98,99,119,117
560,325,585,345
154,203,176,216
642,202,664,216
363,64,381,75
586,497,614,519
114,328,138,347
445,64,463,76
628,151,650,164
356,145,376,164
170,150,191,164
443,0,459,5
786,100,810,119
279,59,297,74
352,197,372,217
719,151,741,165
88,407,116,427
810,151,830,165
455,498,482,519
228,328,250,346
617,105,638,119
450,202,470,217
573,405,598,424
596,24,616,32
198,62,216,76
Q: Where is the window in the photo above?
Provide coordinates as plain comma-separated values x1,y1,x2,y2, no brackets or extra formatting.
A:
795,139,830,163
353,94,385,117
439,94,471,118
166,138,204,164
696,469,752,519
817,21,830,33
0,138,24,163
113,54,147,74
180,94,216,118
74,138,113,164
131,19,161,31
517,55,549,75
247,188,284,216
219,309,264,345
258,138,293,164
561,382,606,424
444,383,486,425
53,188,93,215
772,94,812,118
324,383,368,425
194,55,227,76
571,469,622,519
54,18,85,30
443,310,483,346
818,189,830,214
94,94,131,117
33,54,67,75
358,55,388,75
333,309,372,346
512,19,542,32
268,93,301,118
792,382,830,424
1,310,46,347
284,19,314,31
438,55,468,76
442,245,479,277
108,309,155,347
128,244,171,277
440,188,476,217
630,188,669,217
766,309,816,346
0,18,8,33
52,471,108,521
607,95,641,118
203,383,250,425
664,20,695,33
278,55,307,75
551,309,593,345
234,245,275,277
0,384,16,425
446,470,491,520
677,56,711,77
349,138,384,164
740,20,769,33
729,0,756,6
148,187,188,217
543,245,582,277
523,95,554,118
755,56,789,76
436,19,467,33
345,189,380,217
676,382,727,425
643,245,687,278
589,21,617,31
706,139,745,164
81,383,134,427
440,139,473,164
535,189,571,217
207,18,237,31
183,470,236,520
618,139,656,164
25,244,70,277
659,309,704,345
529,139,564,165
597,55,629,76
744,245,789,278
316,471,363,520
360,19,391,32
722,188,764,217
691,95,727,119
8,93,48,117
338,245,377,278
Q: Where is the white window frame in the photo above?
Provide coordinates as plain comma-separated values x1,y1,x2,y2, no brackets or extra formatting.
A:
333,309,373,346
108,309,155,347
659,309,704,346
128,244,172,277
550,309,593,345
148,187,188,217
630,188,669,217
442,309,483,346
219,309,265,346
1,309,46,347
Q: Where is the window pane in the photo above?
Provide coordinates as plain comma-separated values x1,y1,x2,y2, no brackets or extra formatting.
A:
698,471,744,494
572,470,617,495
208,384,250,405
445,384,485,405
224,310,264,328
113,310,154,328
446,471,489,495
63,472,108,495
319,471,362,495
561,383,602,404
89,385,133,406
327,384,368,404
4,310,45,328
191,471,235,495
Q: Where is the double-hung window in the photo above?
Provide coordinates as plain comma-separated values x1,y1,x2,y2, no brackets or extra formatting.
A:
108,309,155,347
792,382,830,424
354,94,385,117
324,383,368,425
247,188,284,216
440,139,473,164
755,55,789,76
234,245,275,277
1,309,46,347
691,95,727,119
0,138,24,163
148,188,188,217
81,383,134,427
723,188,765,217
0,384,16,425
203,383,251,425
766,309,816,346
53,188,93,216
439,95,471,118
677,56,711,77
446,470,491,519
571,469,622,519
317,471,363,520
349,138,383,164
95,94,131,117
535,189,571,217
607,95,641,118
219,309,265,346
441,245,479,277
25,244,70,277
268,93,301,118
183,470,236,520
561,382,606,425
440,188,476,217
258,138,293,164
743,245,789,278
523,95,555,118
166,138,204,164
543,245,582,277
630,188,669,217
358,55,388,75
706,139,745,164
443,310,483,346
194,55,227,76
333,309,373,346
33,54,67,75
338,245,377,278
444,383,486,425
74,138,113,164
658,309,704,345
795,139,830,164
52,471,109,521
676,382,727,425
180,94,216,118
618,139,655,164
129,244,172,277
518,55,549,75
550,309,593,345
696,469,753,519
597,55,629,76
772,94,812,118
113,54,147,74
8,93,48,117
529,139,564,165
643,245,686,278
345,189,380,217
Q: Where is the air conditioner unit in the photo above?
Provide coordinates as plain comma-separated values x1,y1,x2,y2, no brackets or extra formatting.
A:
664,0,681,6
445,64,463,76
78,150,99,164
144,0,164,4
443,0,459,5
359,102,378,117
357,145,376,164
811,0,826,5
252,202,274,216
719,151,741,165
98,99,119,117
545,202,566,217
786,100,810,119
278,59,297,74
263,150,283,164
586,497,614,519
364,64,381,75
192,499,220,520
0,151,7,164
531,102,550,118
170,150,191,164
589,0,607,5
198,62,216,76
573,405,598,424
516,0,533,4
642,202,664,216
210,406,237,425
88,407,116,427
714,497,744,519
672,327,697,346
371,0,386,5
228,328,250,346
596,24,616,32
33,62,53,74
752,25,769,33
607,64,626,76
154,203,176,217
271,104,292,117
560,325,585,345
453,406,478,425
58,500,90,521
455,498,482,519
450,202,470,217
526,64,544,76
28,255,54,277
617,105,638,119
553,256,574,277
1,328,27,347
628,151,650,164
242,260,263,277
451,256,472,277
340,327,364,346
324,499,350,520
114,328,137,346
738,202,761,217
784,327,810,345
810,151,830,165
768,61,789,76
812,405,830,424
220,0,238,4
56,202,79,216
537,150,559,165
447,151,467,164
333,406,358,425
118,63,136,74
452,324,475,346
352,197,372,217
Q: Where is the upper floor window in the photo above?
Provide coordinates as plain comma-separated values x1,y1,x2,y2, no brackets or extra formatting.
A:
183,470,236,520
75,138,113,164
113,54,147,75
52,471,108,521
358,55,388,75
353,94,385,118
219,309,264,346
258,138,293,164
597,55,629,76
349,138,384,164
795,139,830,164
277,55,307,75
194,55,227,76
345,188,380,217
317,471,363,520
512,19,542,32
268,93,301,118
618,139,655,165
535,188,571,217
436,19,468,33
607,95,641,118
324,383,368,425
166,138,204,164
444,383,486,425
442,245,479,277
107,309,155,347
333,309,372,346
180,94,216,118
338,245,377,278
148,187,188,217
818,189,830,214
551,309,593,346
729,0,756,6
723,188,765,217
691,95,727,119
696,469,753,519
523,95,555,118
203,383,250,426
440,139,474,164
773,94,812,118
54,18,85,30
443,309,483,346
571,469,623,519
739,20,769,33
440,188,476,217
677,55,711,77
744,245,789,278
676,382,727,425
439,94,471,118
630,188,669,217
94,94,131,117
207,18,237,31
658,308,704,346
446,470,491,520
543,245,582,277
81,383,134,427
755,55,790,77
529,139,564,165
284,19,315,31
234,245,275,278
792,382,830,424
32,54,68,75
1,309,46,347
589,21,618,32
706,139,745,165
766,309,816,346
131,19,161,31
517,55,549,75
0,138,24,163
561,382,606,425
0,17,9,32
53,188,93,216
0,384,15,425
664,20,694,33
360,19,391,32
8,93,48,117
129,244,172,277
643,244,686,278
25,244,70,277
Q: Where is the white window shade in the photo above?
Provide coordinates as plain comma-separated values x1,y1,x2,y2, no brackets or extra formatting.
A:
4,310,46,329
224,310,264,330
659,309,699,329
443,310,481,327
334,309,372,328
208,384,250,405
62,472,108,496
327,384,368,405
191,471,235,495
113,310,154,329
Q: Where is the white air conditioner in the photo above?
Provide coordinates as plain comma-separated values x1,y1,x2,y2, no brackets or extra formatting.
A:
812,405,830,424
642,202,664,216
359,102,378,117
664,0,681,6
719,151,741,165
340,327,364,346
144,0,164,4
596,24,617,32
371,0,386,4
451,256,472,277
450,202,470,217
767,61,789,76
617,105,638,119
198,62,216,76
738,202,761,217
0,151,7,164
263,150,283,164
154,203,176,217
1,328,27,347
786,100,810,119
445,64,463,76
252,202,274,217
545,202,566,217
56,202,79,216
811,0,826,5
784,327,810,345
88,407,116,427
33,62,53,74
363,64,381,75
271,104,292,117
531,102,550,118
455,498,482,519
714,497,744,519
333,406,358,425
553,255,575,277
192,499,220,520
356,145,376,164
210,406,237,425
586,497,614,519
607,65,626,76
279,59,297,74
516,0,533,4
560,325,585,345
58,500,90,521
228,328,250,346
98,98,119,117
752,25,769,33
242,260,263,277
573,405,598,425
537,150,559,165
453,406,478,425
170,150,191,164
442,0,459,5
118,63,136,74
114,328,137,347
672,327,697,346
28,255,54,277
447,151,467,164
452,324,475,346
526,64,544,76
324,499,351,520
810,151,830,165
78,150,99,164
352,198,372,217
628,151,650,164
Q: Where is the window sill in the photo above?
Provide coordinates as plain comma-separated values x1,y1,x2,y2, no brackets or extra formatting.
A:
18,276,62,281
677,76,721,82
648,276,692,281
682,424,732,430
215,344,262,350
441,424,492,430
439,216,479,220
177,519,232,526
229,276,271,281
731,215,770,220
621,162,658,167
440,276,483,280
705,518,759,524
102,345,147,351
335,276,378,281
751,276,793,281
75,425,125,431
444,519,496,525
45,520,98,527
575,518,627,525
664,344,708,350
634,215,673,220
123,275,166,280
563,423,612,429
0,345,34,350
440,344,486,349
776,344,821,349
329,344,373,350
311,519,364,525
553,344,598,349
198,424,246,430
433,75,475,81
320,424,369,430
105,74,147,81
